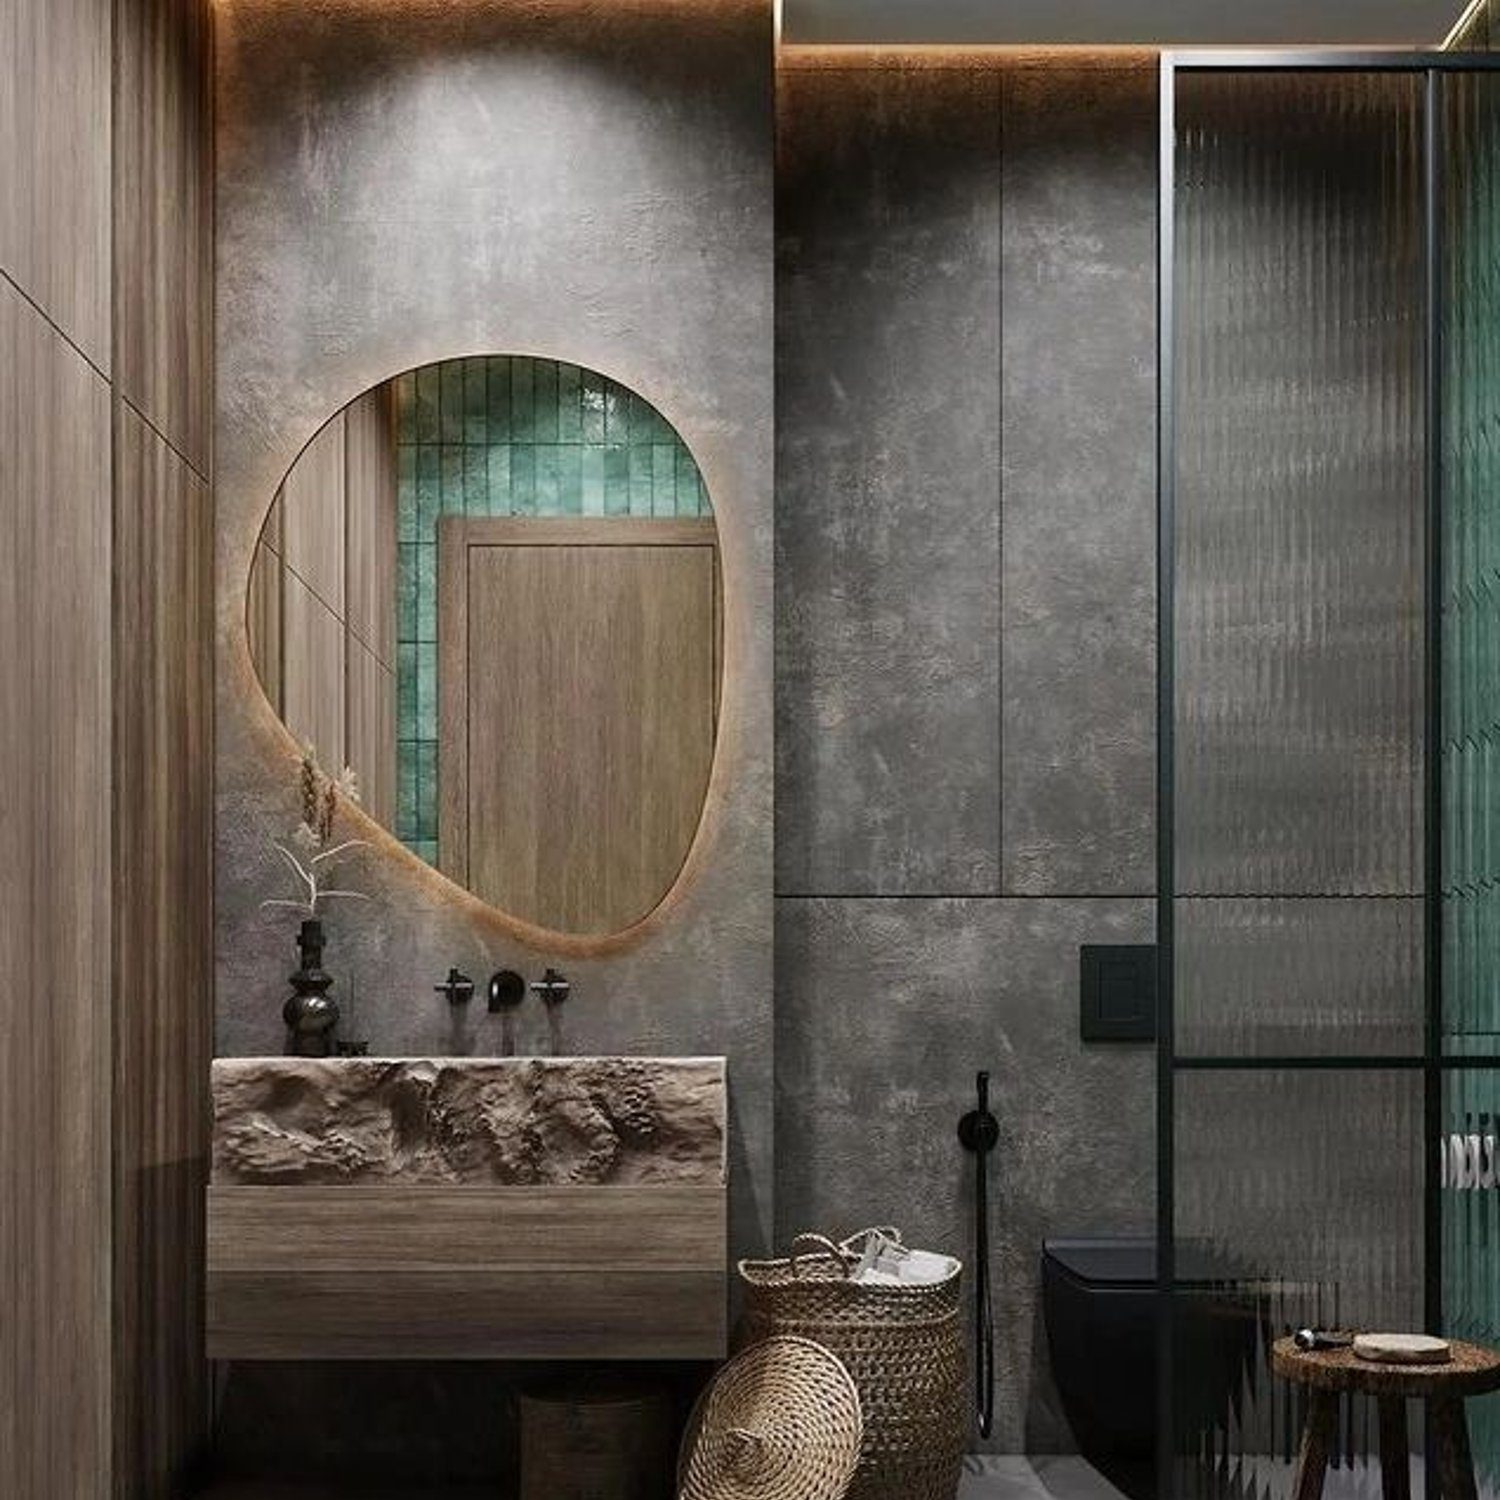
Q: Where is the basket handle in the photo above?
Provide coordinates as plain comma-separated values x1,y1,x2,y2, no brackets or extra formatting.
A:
839,1225,904,1253
789,1233,857,1280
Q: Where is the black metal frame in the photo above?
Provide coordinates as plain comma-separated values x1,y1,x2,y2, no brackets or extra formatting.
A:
1157,48,1500,1499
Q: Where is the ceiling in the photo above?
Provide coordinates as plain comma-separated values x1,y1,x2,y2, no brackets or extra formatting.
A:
780,0,1471,47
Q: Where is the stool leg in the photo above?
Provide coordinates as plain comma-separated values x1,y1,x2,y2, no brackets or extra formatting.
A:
1377,1396,1411,1500
1431,1398,1479,1500
1292,1389,1337,1500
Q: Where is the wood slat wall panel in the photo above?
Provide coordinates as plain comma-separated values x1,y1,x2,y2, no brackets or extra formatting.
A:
114,0,213,470
0,0,112,366
0,277,114,1500
113,405,214,1500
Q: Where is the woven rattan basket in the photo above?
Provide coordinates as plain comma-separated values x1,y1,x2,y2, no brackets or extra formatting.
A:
678,1336,863,1500
737,1229,966,1500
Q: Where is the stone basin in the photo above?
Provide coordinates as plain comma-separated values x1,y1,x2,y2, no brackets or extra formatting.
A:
211,1055,726,1187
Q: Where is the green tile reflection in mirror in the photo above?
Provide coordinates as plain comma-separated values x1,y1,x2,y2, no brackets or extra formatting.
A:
390,356,709,858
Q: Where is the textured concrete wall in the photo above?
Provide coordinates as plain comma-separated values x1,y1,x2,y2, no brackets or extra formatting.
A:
214,0,774,1258
776,53,1158,1452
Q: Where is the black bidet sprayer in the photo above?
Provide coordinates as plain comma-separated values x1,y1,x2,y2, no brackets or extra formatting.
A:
958,1069,999,1439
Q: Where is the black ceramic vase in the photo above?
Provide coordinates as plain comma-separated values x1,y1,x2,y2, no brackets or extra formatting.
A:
283,917,339,1057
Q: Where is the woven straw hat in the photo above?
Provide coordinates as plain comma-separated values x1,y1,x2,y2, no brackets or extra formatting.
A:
679,1337,863,1500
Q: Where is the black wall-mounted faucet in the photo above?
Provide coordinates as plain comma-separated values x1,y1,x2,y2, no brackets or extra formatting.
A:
488,970,526,1013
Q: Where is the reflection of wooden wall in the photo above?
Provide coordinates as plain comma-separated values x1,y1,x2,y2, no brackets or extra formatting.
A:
253,386,398,826
1,0,215,1494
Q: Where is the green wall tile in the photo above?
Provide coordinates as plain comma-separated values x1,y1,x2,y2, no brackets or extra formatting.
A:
396,745,417,840
511,361,535,442
416,643,438,740
398,447,417,541
416,447,441,538
582,371,607,444
582,447,605,514
463,357,488,444
415,365,441,444
512,445,536,512
558,364,582,443
604,445,630,514
416,741,438,839
416,545,436,643
652,444,676,515
604,380,626,443
534,361,560,441
628,443,653,515
488,446,511,510
440,361,465,445
536,444,561,514
397,544,418,641
464,446,488,515
487,356,511,442
397,645,418,736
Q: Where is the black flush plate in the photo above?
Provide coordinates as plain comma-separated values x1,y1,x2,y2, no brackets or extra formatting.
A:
1079,944,1158,1044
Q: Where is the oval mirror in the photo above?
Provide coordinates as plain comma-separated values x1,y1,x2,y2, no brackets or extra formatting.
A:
247,356,721,939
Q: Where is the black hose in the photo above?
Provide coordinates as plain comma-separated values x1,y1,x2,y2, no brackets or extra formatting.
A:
958,1069,999,1439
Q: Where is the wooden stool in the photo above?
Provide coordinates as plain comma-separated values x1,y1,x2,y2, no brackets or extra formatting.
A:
1272,1336,1500,1500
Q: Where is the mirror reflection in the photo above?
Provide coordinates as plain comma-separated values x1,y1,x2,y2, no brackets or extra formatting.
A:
248,356,721,938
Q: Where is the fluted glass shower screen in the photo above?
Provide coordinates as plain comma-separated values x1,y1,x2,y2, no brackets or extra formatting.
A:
1161,54,1500,1500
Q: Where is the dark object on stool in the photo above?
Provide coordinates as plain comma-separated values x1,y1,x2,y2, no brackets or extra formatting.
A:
1271,1334,1500,1500
519,1379,674,1500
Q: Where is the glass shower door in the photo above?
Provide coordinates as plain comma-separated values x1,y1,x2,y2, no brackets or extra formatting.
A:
1166,64,1429,1500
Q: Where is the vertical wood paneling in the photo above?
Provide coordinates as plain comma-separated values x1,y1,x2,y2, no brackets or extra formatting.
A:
0,0,112,366
247,542,284,716
112,405,214,1500
0,277,114,1500
345,385,397,668
346,640,395,827
283,412,347,619
114,0,213,471
110,5,215,1491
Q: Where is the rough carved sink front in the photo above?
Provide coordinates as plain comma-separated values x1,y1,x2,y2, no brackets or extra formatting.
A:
213,1055,726,1186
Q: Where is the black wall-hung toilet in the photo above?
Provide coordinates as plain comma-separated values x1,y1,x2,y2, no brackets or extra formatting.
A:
1042,1237,1263,1500
1042,1238,1159,1499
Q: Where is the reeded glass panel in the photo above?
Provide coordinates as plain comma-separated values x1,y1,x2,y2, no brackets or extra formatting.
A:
1174,71,1426,1066
1171,70,1429,1500
1174,898,1424,1058
1174,71,1426,906
1172,1071,1424,1500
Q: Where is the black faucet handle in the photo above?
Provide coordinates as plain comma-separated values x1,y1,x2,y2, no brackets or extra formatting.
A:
435,967,475,1006
530,968,571,1006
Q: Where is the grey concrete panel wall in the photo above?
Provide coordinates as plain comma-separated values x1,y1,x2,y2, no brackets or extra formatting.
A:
214,0,775,1259
774,56,1159,1454
775,896,1156,1453
1000,64,1157,896
775,61,1003,896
